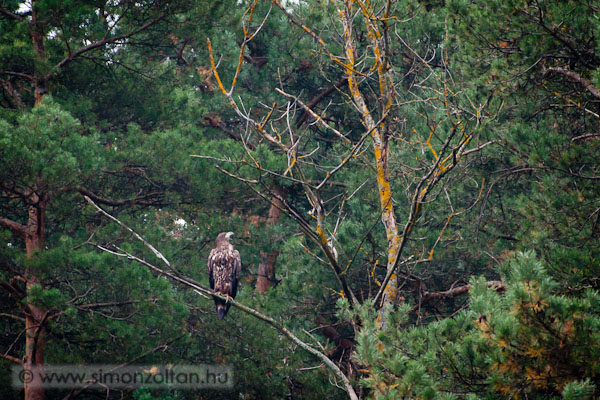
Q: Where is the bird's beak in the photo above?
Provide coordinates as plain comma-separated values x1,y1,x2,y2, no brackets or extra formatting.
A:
226,232,234,239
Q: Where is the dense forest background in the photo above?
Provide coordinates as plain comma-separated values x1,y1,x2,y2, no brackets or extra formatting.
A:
1,0,599,399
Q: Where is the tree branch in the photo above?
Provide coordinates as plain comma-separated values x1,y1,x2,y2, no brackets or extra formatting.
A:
82,195,172,268
83,195,358,400
76,187,162,207
415,280,505,311
1,71,34,81
0,6,25,21
0,278,25,299
202,114,256,150
48,14,166,79
0,312,26,322
0,77,25,108
543,67,600,100
75,299,157,310
0,353,23,365
295,77,348,127
0,215,28,238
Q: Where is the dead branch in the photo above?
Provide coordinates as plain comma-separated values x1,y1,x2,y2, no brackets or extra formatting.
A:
415,280,505,311
76,187,162,207
296,77,348,127
0,313,26,322
543,67,600,99
83,195,358,400
0,353,23,365
203,114,256,150
83,195,171,269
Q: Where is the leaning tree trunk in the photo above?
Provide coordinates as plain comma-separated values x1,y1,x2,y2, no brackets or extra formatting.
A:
256,187,284,294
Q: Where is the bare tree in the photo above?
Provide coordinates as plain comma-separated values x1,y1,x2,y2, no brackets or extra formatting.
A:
206,0,493,323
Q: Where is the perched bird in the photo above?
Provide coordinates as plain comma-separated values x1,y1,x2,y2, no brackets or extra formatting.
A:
208,232,241,319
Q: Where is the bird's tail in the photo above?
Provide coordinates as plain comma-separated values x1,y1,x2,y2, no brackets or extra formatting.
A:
214,299,230,319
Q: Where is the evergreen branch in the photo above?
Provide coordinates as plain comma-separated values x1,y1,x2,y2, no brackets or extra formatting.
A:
79,55,154,80
48,13,166,79
84,195,358,400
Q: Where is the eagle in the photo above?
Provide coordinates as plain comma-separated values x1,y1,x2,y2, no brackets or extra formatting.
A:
208,232,241,319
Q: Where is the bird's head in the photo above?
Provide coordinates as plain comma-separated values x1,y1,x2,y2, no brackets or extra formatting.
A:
216,231,235,246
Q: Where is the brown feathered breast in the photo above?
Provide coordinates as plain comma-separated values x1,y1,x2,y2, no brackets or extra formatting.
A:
208,232,241,319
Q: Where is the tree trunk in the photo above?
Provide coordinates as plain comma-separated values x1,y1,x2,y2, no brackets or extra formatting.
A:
256,187,284,294
31,0,48,104
339,3,400,325
24,199,47,400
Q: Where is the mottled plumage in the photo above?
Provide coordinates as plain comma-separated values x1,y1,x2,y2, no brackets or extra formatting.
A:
208,232,241,319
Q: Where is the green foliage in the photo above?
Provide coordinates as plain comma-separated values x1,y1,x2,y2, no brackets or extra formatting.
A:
0,97,101,188
353,252,600,399
1,1,599,399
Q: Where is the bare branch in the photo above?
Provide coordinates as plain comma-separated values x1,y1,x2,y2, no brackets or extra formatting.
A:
415,281,505,311
0,215,28,238
0,312,25,322
1,71,35,81
296,77,348,127
543,67,600,100
82,195,171,268
0,6,25,21
276,87,350,143
0,353,23,365
462,141,494,156
84,195,358,400
76,187,162,207
76,299,157,310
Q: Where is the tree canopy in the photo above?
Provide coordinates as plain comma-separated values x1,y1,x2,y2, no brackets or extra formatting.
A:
1,1,599,399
